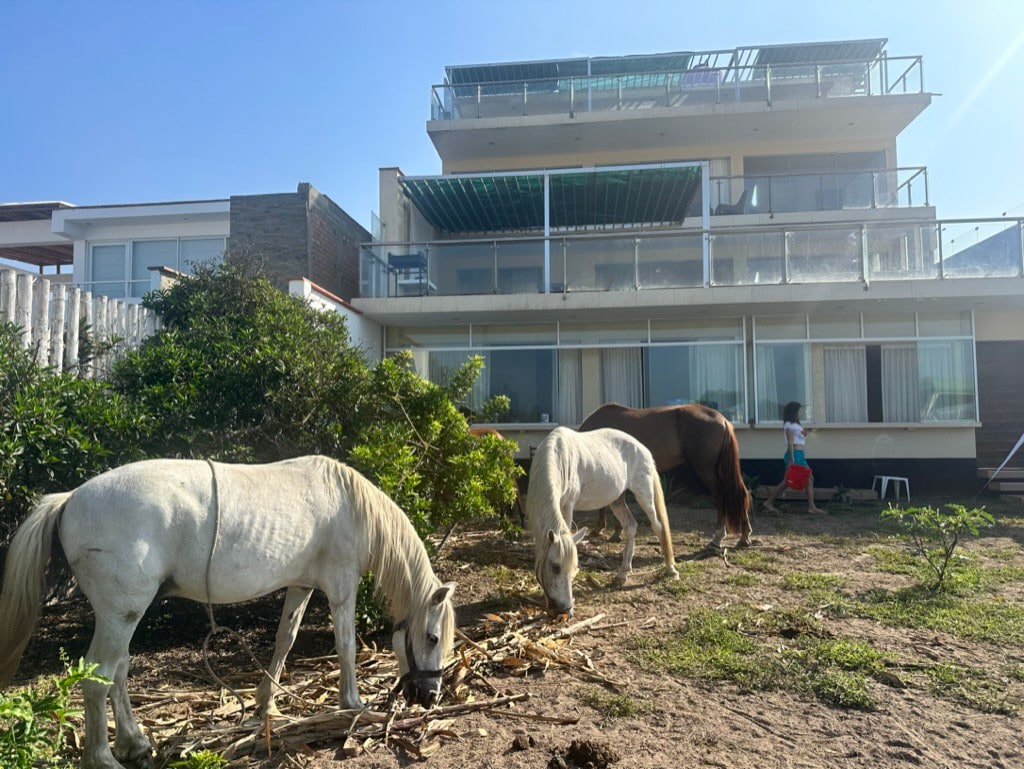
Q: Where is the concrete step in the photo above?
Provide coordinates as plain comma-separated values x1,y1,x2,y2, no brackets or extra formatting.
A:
978,467,1024,480
989,481,1024,492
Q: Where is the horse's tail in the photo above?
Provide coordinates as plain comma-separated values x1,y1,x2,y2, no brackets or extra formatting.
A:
714,425,751,537
0,492,71,687
652,474,675,566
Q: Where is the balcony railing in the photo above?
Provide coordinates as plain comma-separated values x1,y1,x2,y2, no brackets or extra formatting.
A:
431,56,924,121
359,217,1024,299
708,167,928,215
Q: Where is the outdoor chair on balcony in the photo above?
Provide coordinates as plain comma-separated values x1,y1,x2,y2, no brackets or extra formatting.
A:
714,189,749,216
387,251,434,296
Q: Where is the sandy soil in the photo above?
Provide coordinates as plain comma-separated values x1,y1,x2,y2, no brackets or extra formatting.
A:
13,492,1024,769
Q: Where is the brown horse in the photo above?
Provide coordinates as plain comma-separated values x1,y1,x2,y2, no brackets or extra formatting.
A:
578,403,752,549
469,426,526,526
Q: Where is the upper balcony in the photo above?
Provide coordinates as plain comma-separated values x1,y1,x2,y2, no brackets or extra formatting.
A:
428,40,931,171
356,217,1024,324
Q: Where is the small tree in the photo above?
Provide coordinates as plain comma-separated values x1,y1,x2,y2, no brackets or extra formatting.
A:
880,503,994,592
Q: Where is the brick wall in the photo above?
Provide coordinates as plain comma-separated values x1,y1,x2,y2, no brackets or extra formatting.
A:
228,185,369,301
228,191,308,290
302,183,370,301
976,340,1024,468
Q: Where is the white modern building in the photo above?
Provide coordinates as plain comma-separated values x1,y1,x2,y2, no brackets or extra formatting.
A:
354,39,1024,491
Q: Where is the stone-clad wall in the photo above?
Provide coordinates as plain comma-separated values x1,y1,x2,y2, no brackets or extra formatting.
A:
302,183,369,301
228,184,369,301
227,191,308,286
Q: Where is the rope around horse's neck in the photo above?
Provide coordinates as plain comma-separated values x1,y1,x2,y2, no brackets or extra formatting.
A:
200,460,316,722
202,459,248,722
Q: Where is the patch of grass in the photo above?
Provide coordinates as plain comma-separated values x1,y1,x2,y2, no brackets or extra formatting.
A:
871,547,924,577
582,689,652,723
724,572,761,587
995,516,1024,528
843,586,1024,647
978,546,1021,562
728,549,782,574
924,663,1019,716
658,561,706,597
627,605,881,710
781,573,845,592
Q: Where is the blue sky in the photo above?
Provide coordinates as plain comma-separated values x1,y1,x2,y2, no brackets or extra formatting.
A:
2,0,1023,230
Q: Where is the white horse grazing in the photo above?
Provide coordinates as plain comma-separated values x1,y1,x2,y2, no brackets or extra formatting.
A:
526,427,679,615
0,456,456,769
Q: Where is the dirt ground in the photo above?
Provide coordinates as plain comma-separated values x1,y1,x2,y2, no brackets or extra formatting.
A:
14,491,1024,769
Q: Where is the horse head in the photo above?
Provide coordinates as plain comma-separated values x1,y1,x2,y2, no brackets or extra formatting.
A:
537,527,587,616
393,581,457,707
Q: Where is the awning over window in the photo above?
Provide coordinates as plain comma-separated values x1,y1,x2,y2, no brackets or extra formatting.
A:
400,166,702,234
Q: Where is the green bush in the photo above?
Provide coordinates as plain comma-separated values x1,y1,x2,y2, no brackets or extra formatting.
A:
0,322,149,541
0,655,108,769
112,258,520,541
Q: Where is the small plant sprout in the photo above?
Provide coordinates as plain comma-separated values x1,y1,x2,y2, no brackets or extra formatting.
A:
880,503,995,592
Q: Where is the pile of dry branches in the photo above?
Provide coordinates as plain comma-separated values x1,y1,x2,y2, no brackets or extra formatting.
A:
137,608,620,765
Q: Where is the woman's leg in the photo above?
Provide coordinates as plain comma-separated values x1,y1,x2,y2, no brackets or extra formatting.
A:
807,474,826,513
763,478,787,513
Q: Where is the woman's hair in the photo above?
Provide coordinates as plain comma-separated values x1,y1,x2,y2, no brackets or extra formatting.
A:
782,401,802,423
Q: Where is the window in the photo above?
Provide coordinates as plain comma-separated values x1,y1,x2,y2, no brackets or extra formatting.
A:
86,237,226,298
646,344,745,421
754,312,977,424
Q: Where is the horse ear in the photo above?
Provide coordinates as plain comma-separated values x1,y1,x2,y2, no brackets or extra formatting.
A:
547,529,557,544
431,581,456,606
572,526,588,544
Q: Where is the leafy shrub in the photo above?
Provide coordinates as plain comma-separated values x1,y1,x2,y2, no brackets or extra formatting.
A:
0,655,108,769
0,322,149,541
112,258,520,541
880,503,995,592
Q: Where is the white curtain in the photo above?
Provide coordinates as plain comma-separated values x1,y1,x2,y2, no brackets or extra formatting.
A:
918,340,973,420
430,351,490,413
690,344,737,415
601,347,643,407
881,344,919,422
557,349,583,424
824,345,868,422
755,344,778,420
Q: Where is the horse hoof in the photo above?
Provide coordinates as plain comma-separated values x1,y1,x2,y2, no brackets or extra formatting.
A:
611,573,628,587
734,538,757,549
667,567,680,580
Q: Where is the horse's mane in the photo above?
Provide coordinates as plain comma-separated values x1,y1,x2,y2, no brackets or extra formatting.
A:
324,460,452,648
526,432,574,543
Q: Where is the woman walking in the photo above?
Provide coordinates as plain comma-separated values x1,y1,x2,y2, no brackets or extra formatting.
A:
763,401,826,514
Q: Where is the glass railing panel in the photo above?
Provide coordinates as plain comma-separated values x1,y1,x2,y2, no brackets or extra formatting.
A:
637,234,704,289
564,236,638,292
359,245,389,298
495,239,546,294
819,62,871,97
885,56,923,95
429,241,497,295
431,56,923,120
710,231,785,286
940,221,1023,278
787,227,861,283
866,223,939,280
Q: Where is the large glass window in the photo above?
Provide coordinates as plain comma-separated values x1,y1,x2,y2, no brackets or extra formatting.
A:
86,237,226,298
756,343,810,421
89,244,127,298
646,344,745,421
754,312,977,424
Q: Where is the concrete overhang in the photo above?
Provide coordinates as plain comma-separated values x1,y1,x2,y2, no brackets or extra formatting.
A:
352,276,1023,327
429,94,932,170
52,200,230,239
